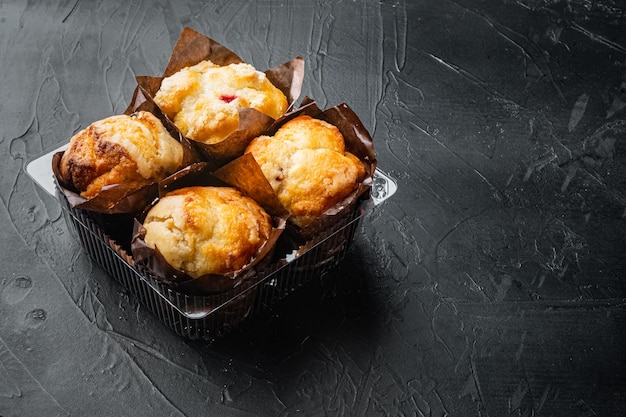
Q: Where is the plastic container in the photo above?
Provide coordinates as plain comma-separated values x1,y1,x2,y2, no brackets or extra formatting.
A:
26,146,397,339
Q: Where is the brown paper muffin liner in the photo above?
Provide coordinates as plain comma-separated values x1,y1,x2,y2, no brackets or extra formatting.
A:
215,99,377,249
135,26,305,167
130,164,286,296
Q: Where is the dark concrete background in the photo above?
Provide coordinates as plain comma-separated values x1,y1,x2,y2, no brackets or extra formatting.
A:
1,1,625,415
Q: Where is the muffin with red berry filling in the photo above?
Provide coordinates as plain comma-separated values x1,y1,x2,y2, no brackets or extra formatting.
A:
153,60,288,145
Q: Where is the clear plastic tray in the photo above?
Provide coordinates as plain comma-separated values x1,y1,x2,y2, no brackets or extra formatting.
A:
25,146,397,339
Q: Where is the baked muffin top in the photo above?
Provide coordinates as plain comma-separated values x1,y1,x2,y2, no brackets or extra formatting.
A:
142,186,272,278
154,60,288,144
59,111,183,199
246,115,366,227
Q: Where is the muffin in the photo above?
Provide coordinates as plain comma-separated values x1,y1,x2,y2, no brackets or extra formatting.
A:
59,111,183,199
153,60,288,145
245,115,367,227
141,186,272,278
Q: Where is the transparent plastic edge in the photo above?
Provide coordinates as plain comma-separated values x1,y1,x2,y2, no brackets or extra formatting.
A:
371,169,397,205
24,143,67,197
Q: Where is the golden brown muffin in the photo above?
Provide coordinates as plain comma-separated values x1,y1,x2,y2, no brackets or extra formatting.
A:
59,111,183,199
153,60,288,144
245,115,366,227
142,186,272,278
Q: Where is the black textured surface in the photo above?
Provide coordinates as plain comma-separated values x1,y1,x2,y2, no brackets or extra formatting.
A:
2,1,625,416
